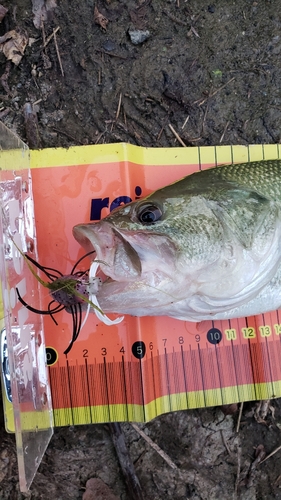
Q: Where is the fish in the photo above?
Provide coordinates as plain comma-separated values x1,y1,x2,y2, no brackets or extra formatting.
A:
73,160,281,322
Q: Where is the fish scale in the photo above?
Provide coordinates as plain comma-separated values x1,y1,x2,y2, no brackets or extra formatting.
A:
207,160,281,201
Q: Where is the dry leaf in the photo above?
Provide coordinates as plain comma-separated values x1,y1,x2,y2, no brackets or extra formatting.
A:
0,30,28,65
0,4,8,23
32,0,57,29
129,1,151,30
94,6,109,30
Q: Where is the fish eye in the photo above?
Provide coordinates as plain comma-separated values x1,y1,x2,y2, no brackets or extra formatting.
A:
137,204,163,225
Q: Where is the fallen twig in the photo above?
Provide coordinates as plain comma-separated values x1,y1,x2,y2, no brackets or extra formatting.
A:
236,402,244,433
95,49,129,60
259,444,281,465
209,77,235,100
163,9,187,26
116,92,122,121
94,131,105,144
188,26,200,38
41,21,46,47
219,120,230,143
110,93,122,132
43,26,60,48
108,423,144,500
181,115,190,129
53,28,64,77
168,123,186,147
131,423,178,470
186,101,209,143
194,77,235,107
220,430,232,456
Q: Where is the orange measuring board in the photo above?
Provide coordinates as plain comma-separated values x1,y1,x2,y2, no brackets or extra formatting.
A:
5,142,281,429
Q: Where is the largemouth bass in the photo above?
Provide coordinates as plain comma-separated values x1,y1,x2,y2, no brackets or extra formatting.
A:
73,160,281,321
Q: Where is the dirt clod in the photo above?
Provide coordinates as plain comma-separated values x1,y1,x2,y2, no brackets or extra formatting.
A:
82,478,119,500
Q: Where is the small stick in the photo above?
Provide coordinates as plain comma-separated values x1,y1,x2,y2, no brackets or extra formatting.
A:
116,92,122,120
220,430,232,456
53,28,64,77
108,423,144,500
131,423,178,470
189,26,200,38
94,131,105,144
157,125,165,141
168,123,186,147
182,115,190,129
236,402,244,433
41,21,46,47
110,93,122,132
259,444,281,465
43,26,60,48
33,98,43,106
187,102,209,142
209,77,235,100
219,120,230,143
95,49,128,60
163,9,187,26
194,77,235,106
274,474,281,487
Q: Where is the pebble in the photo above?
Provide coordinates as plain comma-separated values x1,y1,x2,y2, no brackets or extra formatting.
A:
128,29,150,45
102,39,116,52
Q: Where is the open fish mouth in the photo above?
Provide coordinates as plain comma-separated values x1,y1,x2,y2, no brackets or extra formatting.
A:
73,222,142,284
73,222,150,318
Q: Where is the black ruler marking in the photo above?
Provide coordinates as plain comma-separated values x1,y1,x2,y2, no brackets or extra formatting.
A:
214,344,223,403
138,358,146,422
84,358,94,424
164,348,172,413
103,357,111,421
197,344,207,407
180,345,189,409
66,359,75,425
150,350,158,417
121,356,129,422
247,339,258,401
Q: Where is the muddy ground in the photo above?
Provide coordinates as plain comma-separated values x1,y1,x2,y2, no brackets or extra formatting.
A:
1,0,281,499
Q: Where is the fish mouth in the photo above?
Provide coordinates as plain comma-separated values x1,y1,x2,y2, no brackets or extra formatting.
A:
73,222,142,284
73,222,177,314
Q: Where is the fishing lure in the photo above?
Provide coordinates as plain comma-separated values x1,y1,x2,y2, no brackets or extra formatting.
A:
15,249,123,355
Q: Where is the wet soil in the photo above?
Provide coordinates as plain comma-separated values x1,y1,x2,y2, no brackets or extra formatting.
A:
1,1,281,499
